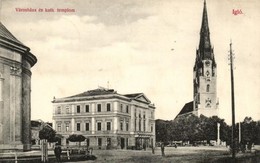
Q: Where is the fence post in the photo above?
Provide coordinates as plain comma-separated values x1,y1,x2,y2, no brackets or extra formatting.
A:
67,147,70,160
14,151,17,163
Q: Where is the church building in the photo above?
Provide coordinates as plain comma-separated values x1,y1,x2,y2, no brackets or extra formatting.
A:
176,1,219,118
0,22,37,151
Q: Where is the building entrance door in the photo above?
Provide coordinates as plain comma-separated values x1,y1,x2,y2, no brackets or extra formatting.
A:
86,138,90,147
98,138,102,149
107,138,111,149
120,138,125,149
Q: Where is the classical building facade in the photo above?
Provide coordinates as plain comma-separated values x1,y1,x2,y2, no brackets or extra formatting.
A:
52,88,156,149
176,1,219,118
0,22,37,151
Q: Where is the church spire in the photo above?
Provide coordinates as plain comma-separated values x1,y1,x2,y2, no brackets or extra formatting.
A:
199,0,212,59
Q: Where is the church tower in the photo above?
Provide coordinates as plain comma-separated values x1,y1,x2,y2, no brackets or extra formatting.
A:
193,0,219,117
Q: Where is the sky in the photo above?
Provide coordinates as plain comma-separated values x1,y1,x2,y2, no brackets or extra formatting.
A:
0,0,260,124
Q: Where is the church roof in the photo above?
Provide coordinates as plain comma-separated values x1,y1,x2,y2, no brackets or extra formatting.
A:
175,101,193,119
198,0,214,61
0,22,25,47
0,22,37,66
199,0,211,50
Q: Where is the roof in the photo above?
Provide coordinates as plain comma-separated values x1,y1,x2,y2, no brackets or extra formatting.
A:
53,88,154,107
175,101,194,118
199,0,211,51
0,22,24,46
31,120,42,128
124,93,143,98
0,22,37,66
67,88,117,98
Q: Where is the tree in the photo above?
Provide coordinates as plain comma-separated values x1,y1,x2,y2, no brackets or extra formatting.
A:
39,126,56,163
186,114,202,142
241,117,258,144
39,126,56,142
256,121,260,145
48,134,63,144
68,134,86,147
155,115,259,147
220,121,231,145
155,119,169,143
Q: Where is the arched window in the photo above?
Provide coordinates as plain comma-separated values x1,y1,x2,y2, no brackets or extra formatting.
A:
206,84,210,92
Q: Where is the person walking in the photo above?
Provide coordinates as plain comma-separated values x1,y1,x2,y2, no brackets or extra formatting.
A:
151,144,155,154
54,143,62,163
161,142,165,156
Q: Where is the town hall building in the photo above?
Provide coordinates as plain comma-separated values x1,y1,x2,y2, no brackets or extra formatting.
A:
176,1,219,118
52,87,156,150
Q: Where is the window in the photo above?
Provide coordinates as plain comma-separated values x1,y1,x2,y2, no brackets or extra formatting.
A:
77,123,81,131
97,104,101,112
107,103,111,112
57,107,61,114
97,122,102,131
126,105,129,113
151,125,153,132
126,122,129,131
107,138,111,147
85,105,89,112
143,120,146,131
107,122,111,131
206,84,210,92
139,119,141,131
120,122,123,131
206,70,210,77
66,107,70,114
65,123,70,131
126,138,129,147
77,105,80,113
98,138,102,148
120,104,123,112
57,123,61,132
85,123,89,131
135,118,137,131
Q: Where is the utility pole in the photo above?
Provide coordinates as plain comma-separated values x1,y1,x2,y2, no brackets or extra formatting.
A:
239,122,241,143
229,41,236,161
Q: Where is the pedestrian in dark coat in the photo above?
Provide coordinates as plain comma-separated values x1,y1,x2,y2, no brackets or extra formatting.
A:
161,142,165,156
54,143,62,163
